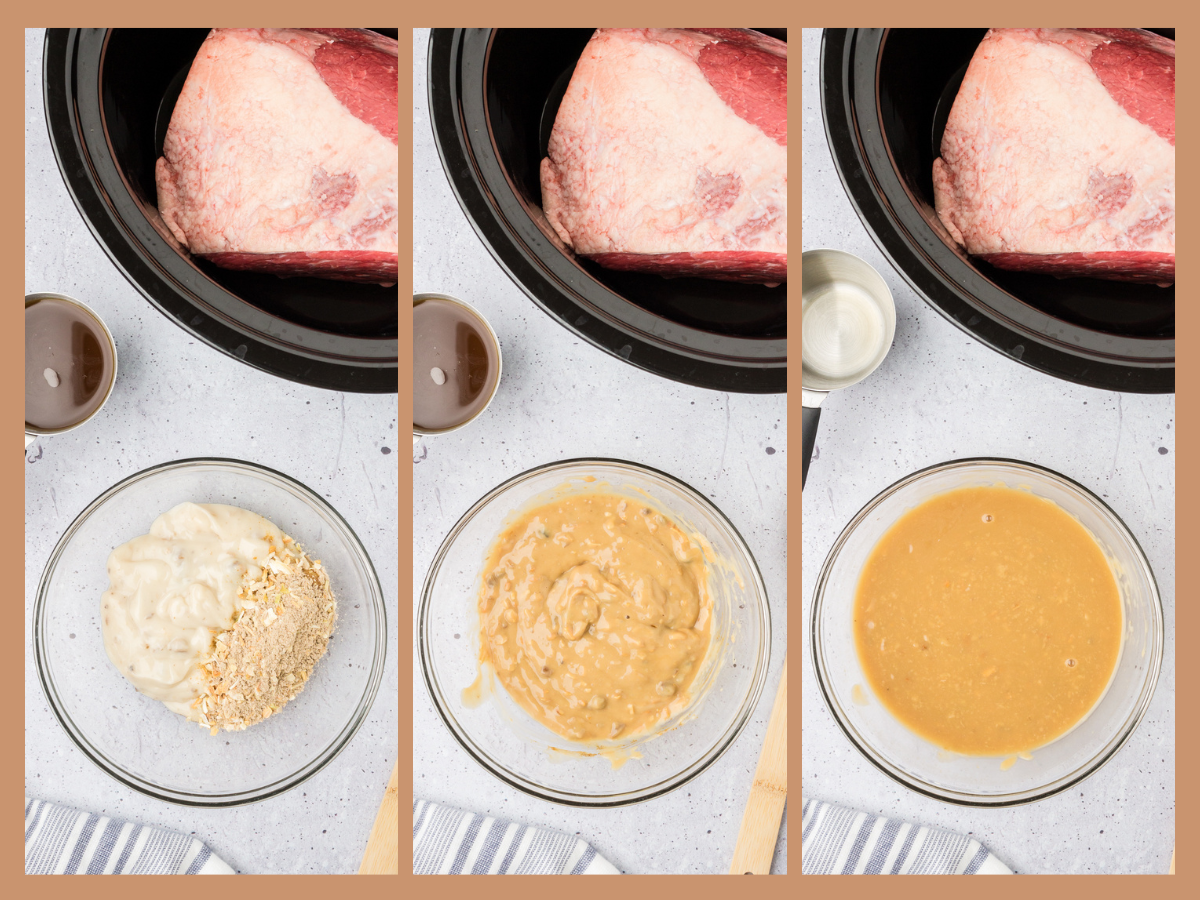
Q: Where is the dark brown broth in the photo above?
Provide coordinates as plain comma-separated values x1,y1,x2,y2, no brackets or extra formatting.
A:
413,297,498,432
25,297,115,431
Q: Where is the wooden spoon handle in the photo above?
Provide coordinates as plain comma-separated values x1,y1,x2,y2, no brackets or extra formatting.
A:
729,656,788,874
358,760,399,874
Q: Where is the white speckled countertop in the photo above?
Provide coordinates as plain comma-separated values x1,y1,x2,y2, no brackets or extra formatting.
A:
24,28,398,874
412,29,788,874
801,28,1174,874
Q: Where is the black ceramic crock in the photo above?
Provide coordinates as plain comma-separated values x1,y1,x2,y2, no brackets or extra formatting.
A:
43,29,399,393
427,28,788,394
821,28,1174,394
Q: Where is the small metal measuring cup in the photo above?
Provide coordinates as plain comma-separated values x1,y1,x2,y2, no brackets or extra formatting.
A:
801,250,896,487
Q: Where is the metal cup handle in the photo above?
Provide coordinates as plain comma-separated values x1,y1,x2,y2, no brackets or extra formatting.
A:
802,405,821,489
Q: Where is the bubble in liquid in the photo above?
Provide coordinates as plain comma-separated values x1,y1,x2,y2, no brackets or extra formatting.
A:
1065,658,1077,668
982,514,994,523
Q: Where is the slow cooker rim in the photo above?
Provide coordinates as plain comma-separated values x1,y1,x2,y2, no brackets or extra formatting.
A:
42,28,399,394
427,27,788,395
870,28,1174,358
91,28,399,364
478,29,787,362
839,28,1175,366
819,28,1174,395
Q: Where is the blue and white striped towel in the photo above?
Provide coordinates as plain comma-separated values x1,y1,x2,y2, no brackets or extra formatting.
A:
801,797,1012,874
413,799,620,874
25,798,234,875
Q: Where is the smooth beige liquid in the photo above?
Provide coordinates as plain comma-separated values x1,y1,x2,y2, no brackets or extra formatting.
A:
854,486,1123,756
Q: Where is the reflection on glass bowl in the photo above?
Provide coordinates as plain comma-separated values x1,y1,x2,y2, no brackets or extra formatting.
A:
811,458,1163,806
419,458,772,807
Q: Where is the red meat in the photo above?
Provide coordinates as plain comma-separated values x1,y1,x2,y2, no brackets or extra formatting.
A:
156,28,398,285
540,29,787,285
933,29,1174,285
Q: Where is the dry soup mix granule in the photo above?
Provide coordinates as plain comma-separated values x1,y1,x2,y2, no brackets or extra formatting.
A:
194,536,337,734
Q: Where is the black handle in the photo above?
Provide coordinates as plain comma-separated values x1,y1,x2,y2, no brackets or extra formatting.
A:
802,404,821,488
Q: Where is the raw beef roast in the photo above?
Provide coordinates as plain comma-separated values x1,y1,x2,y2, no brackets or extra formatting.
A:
156,28,398,284
933,28,1174,284
540,28,787,285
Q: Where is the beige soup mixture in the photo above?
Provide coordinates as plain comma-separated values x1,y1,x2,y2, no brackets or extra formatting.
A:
477,492,712,742
854,486,1123,757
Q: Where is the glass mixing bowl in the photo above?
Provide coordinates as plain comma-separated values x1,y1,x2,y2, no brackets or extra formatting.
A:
419,459,772,806
33,458,387,806
811,458,1163,806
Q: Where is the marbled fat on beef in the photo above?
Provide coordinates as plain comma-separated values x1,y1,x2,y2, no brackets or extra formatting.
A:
933,28,1174,284
155,28,398,284
540,28,787,285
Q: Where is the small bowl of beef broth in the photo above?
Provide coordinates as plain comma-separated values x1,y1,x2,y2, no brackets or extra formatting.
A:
427,29,787,393
412,294,502,439
821,29,1174,393
25,293,118,446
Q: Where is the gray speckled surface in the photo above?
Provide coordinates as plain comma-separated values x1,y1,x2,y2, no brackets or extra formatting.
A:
24,28,398,874
412,28,787,874
801,28,1174,874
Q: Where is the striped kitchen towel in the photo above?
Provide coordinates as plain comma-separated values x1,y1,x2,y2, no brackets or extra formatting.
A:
801,797,1012,875
25,798,234,875
413,799,620,874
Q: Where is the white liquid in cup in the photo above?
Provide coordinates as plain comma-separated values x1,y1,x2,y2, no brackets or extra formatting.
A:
801,282,887,382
